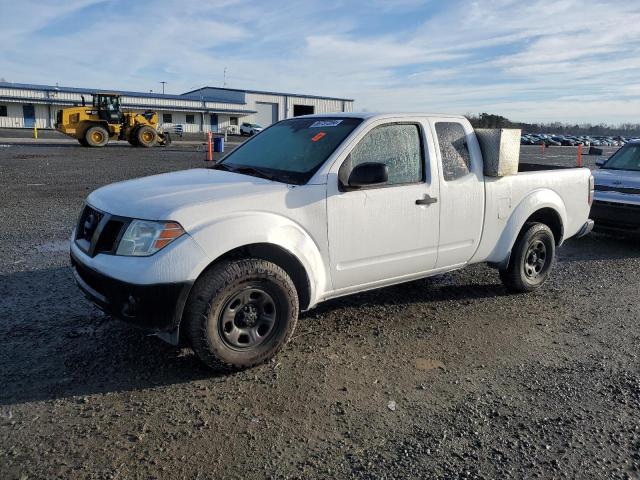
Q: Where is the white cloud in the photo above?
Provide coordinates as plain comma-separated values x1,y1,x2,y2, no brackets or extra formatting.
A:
1,0,640,123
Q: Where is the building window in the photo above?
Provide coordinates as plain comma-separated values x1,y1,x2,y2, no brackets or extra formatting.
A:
185,114,195,124
0,105,7,117
293,105,314,117
435,122,471,181
230,116,238,126
344,124,423,186
162,113,172,123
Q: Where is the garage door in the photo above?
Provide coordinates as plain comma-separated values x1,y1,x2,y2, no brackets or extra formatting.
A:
255,102,278,127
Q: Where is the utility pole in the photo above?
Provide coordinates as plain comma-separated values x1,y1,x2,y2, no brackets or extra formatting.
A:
159,81,167,94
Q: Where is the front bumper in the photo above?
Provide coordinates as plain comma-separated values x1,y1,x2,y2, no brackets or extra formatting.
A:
590,200,640,233
71,251,193,343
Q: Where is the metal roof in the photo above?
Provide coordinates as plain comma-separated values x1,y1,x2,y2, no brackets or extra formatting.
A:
182,86,354,102
0,81,245,105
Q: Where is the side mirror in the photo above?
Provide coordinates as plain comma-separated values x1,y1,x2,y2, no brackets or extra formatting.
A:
346,162,389,188
595,158,606,167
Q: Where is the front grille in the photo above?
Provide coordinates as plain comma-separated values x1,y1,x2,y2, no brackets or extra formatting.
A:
75,205,128,257
95,219,126,254
76,206,103,242
595,184,640,195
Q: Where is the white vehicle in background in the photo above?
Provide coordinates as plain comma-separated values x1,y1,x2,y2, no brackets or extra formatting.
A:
240,122,263,136
70,113,594,371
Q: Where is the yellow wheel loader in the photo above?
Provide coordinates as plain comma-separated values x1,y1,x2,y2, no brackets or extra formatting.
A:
55,93,171,148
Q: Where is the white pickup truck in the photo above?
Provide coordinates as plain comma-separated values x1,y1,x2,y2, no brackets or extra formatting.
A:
70,113,594,370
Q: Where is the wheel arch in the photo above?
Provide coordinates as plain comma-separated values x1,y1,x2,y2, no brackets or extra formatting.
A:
487,189,567,269
194,242,312,311
184,212,328,310
525,207,563,245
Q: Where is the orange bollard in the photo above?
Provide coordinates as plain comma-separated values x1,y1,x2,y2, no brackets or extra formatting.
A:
206,132,213,161
577,144,583,167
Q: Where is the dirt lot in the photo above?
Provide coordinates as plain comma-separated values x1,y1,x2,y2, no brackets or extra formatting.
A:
1,143,638,479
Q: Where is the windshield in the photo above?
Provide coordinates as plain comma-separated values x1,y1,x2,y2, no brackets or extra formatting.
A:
604,144,640,171
219,117,363,184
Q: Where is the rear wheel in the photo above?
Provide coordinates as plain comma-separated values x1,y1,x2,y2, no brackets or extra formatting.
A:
184,259,299,371
499,222,555,293
85,126,109,147
136,125,157,147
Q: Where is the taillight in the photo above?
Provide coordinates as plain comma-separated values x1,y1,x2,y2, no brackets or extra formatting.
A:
588,175,594,206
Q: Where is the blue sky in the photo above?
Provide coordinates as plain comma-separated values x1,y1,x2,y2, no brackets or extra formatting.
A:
1,0,640,123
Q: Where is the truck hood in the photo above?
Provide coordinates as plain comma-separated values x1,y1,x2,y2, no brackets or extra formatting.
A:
87,168,289,222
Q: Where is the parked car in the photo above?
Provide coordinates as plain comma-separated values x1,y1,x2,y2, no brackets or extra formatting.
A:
591,140,640,233
240,122,263,136
70,113,594,370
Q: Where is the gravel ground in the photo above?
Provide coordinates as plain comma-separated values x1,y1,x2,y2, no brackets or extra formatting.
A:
0,144,638,479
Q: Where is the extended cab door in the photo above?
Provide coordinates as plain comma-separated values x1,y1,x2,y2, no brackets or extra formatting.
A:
327,120,440,292
429,118,485,267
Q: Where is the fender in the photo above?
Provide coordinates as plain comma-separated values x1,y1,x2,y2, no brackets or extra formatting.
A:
485,188,567,268
188,211,328,307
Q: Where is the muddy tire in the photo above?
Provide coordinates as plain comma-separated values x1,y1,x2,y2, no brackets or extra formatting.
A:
184,259,299,371
85,126,109,147
500,222,555,293
136,125,157,147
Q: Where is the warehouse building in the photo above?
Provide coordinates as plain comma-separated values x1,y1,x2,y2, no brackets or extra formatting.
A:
0,81,354,133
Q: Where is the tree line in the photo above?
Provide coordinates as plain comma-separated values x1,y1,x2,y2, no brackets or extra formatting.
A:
465,113,640,137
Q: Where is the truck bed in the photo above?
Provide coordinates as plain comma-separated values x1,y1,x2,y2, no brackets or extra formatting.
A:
518,162,579,172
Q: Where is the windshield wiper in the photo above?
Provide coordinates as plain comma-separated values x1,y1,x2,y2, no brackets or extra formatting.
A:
210,162,301,184
227,165,281,181
208,162,233,171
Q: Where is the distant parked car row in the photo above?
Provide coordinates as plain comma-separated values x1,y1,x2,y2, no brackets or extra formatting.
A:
521,133,638,147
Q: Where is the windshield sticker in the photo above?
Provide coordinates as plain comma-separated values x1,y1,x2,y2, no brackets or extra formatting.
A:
311,132,326,142
309,120,343,128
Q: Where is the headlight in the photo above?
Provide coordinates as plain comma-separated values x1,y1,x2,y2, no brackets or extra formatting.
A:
116,220,184,256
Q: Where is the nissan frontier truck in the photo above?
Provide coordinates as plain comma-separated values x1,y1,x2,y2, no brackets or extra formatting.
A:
70,113,594,370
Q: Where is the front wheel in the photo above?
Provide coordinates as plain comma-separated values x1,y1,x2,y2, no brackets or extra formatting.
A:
499,222,555,293
184,259,299,371
136,125,157,147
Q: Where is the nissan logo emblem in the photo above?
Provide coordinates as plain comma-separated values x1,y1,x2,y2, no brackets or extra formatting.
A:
83,213,98,238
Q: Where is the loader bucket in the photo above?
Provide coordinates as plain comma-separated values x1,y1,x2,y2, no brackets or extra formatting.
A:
158,132,172,147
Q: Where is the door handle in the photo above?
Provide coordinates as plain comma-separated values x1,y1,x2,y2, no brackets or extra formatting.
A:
415,194,438,206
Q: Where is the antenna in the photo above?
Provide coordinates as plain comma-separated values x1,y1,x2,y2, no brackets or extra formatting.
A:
159,81,167,94
223,68,227,87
